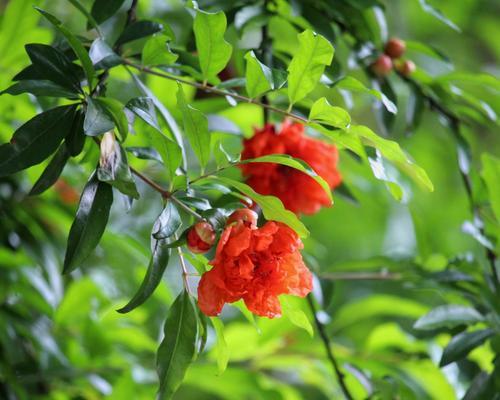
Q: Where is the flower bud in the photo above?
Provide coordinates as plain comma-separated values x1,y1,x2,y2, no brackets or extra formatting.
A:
396,60,416,77
371,54,393,77
99,131,117,168
226,209,258,229
384,38,406,59
187,221,216,254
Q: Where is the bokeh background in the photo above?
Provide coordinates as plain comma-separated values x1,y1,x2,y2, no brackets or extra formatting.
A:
1,0,499,399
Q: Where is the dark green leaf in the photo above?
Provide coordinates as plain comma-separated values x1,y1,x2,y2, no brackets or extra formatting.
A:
177,84,211,170
90,0,126,25
0,105,76,177
89,38,122,69
84,97,114,136
142,34,178,67
117,239,171,313
157,290,198,400
63,174,113,273
95,97,128,141
126,146,162,163
66,108,86,157
152,201,182,240
0,80,78,98
115,20,163,46
414,305,484,330
440,329,496,367
29,144,70,196
126,97,160,130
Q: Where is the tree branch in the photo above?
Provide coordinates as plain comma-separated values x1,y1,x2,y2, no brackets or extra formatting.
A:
307,295,353,400
320,271,402,281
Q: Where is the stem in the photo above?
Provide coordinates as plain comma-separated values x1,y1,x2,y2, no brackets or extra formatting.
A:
177,247,192,294
307,295,353,400
129,166,170,197
170,195,204,220
320,271,402,281
122,60,308,123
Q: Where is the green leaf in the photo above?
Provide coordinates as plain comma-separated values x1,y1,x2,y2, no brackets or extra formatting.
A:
481,153,500,223
418,0,460,32
157,290,198,400
126,146,162,163
309,97,351,129
115,20,163,46
142,34,178,67
177,84,211,170
244,51,273,98
414,305,484,331
213,140,236,168
0,80,78,98
239,154,333,204
84,97,114,136
126,96,160,130
281,296,314,337
440,329,496,367
95,97,128,141
89,38,122,69
210,317,229,375
66,108,87,157
24,43,83,92
36,7,95,90
311,122,366,157
63,174,113,274
117,239,171,313
90,0,126,25
29,144,69,196
97,132,139,199
287,30,334,105
211,176,309,237
349,125,434,191
193,7,232,82
152,201,182,240
67,0,101,34
0,105,76,177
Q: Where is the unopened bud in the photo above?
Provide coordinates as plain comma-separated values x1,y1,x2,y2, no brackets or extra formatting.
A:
371,54,393,77
384,38,406,59
226,209,258,229
99,131,117,168
396,60,416,77
187,221,216,254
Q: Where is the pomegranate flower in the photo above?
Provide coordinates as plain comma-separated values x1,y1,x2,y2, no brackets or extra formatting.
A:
197,220,312,318
240,121,342,215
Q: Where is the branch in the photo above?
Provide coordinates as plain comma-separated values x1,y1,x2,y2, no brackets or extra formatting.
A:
122,60,308,123
307,295,353,400
320,271,402,281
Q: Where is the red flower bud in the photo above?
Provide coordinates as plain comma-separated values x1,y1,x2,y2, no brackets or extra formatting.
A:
371,54,393,77
384,38,406,59
396,60,416,77
187,221,216,254
226,209,258,228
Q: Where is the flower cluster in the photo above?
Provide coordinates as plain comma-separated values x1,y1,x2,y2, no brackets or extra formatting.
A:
240,121,342,215
197,218,312,318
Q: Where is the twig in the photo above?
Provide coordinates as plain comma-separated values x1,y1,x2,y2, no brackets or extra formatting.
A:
170,195,204,220
129,166,170,197
122,60,308,123
177,247,192,294
320,271,402,281
307,295,353,400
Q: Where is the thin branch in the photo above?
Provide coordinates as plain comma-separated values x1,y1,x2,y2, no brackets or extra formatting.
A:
170,195,204,220
129,166,170,197
320,271,402,281
122,60,308,123
177,247,192,294
307,295,353,400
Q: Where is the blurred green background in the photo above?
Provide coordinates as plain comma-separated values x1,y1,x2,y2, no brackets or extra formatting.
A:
0,0,499,399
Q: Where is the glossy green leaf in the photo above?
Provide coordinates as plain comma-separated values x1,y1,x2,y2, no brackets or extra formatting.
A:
0,80,78,98
210,317,229,375
193,7,232,81
481,153,500,223
35,8,95,90
0,105,76,177
152,201,182,240
126,97,160,130
244,51,273,98
89,38,122,69
84,97,114,136
414,305,484,330
239,154,333,204
157,290,198,400
90,0,126,25
95,97,128,141
63,174,113,274
66,108,86,157
29,144,69,196
97,133,139,199
211,176,309,237
440,329,496,367
309,97,351,128
287,30,333,105
126,146,162,163
142,34,178,67
117,239,171,313
115,20,163,46
177,84,211,170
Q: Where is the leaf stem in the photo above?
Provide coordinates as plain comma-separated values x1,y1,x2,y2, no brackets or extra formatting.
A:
306,295,353,400
122,60,308,123
177,247,192,294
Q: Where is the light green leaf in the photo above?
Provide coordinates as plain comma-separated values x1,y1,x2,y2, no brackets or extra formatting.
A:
414,305,484,330
157,290,198,400
287,30,333,105
210,176,309,237
193,7,232,82
177,84,211,170
281,296,313,337
210,317,229,375
239,154,333,204
481,153,500,223
309,97,351,128
418,0,460,32
142,34,178,67
244,51,273,98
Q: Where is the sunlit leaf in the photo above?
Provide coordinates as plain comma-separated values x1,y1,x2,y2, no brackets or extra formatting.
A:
210,317,229,374
309,97,351,128
244,51,273,98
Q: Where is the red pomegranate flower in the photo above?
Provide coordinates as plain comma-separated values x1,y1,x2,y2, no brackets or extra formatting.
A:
197,220,312,318
240,121,342,215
